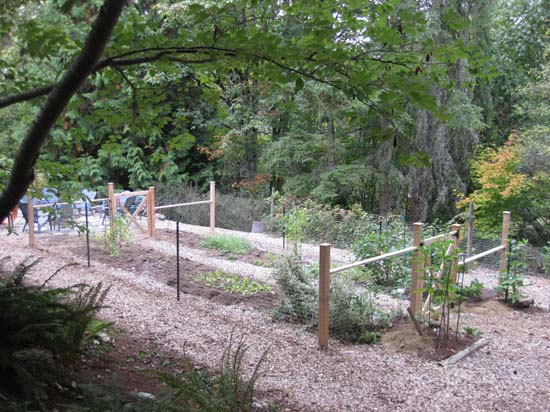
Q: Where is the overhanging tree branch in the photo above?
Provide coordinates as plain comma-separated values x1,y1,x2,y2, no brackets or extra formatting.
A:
0,44,416,111
0,46,238,110
0,0,126,222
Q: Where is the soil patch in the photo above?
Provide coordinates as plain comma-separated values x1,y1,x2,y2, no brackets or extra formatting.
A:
155,228,277,267
40,235,279,311
381,321,477,361
463,299,513,317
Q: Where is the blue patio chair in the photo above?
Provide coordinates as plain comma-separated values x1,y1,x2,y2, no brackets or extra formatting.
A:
73,189,97,215
18,198,53,233
42,188,59,204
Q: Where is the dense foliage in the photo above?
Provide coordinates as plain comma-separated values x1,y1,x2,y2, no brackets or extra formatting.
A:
273,256,395,343
0,0,548,242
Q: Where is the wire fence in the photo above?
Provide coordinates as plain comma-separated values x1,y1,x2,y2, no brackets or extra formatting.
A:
6,184,549,348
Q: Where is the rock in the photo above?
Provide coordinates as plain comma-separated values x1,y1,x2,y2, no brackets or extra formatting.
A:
252,399,269,411
96,332,111,344
135,392,156,401
123,403,137,412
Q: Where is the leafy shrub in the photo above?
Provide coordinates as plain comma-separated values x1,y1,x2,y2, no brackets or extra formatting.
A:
271,199,380,249
458,279,484,301
199,235,253,255
272,256,318,324
497,239,530,305
279,207,308,254
352,218,411,289
272,257,394,343
0,258,108,403
95,216,133,256
422,240,463,343
156,183,269,232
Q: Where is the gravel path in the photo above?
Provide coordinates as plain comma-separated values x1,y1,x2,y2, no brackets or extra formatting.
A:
140,236,275,284
154,218,355,265
2,225,550,412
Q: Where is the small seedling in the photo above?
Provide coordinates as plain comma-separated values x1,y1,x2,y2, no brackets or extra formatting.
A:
196,270,272,295
464,326,481,337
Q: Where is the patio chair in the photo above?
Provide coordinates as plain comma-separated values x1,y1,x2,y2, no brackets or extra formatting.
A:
52,203,74,231
18,199,53,233
73,189,97,215
131,195,146,219
101,200,109,224
42,188,59,204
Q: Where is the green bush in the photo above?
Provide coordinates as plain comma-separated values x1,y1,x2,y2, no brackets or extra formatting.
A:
0,258,108,404
458,279,484,301
352,220,411,289
272,257,394,343
270,199,380,249
199,235,253,255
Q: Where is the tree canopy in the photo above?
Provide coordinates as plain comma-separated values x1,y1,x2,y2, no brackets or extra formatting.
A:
1,0,548,243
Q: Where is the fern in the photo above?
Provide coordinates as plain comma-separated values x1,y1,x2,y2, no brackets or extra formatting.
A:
157,333,268,412
0,258,109,405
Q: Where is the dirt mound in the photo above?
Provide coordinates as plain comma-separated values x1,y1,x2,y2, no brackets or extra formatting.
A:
381,322,476,361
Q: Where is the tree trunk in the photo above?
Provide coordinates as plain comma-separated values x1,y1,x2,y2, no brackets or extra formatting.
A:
326,112,337,169
0,0,126,222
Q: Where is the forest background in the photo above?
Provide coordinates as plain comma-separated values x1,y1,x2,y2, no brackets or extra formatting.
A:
0,0,549,246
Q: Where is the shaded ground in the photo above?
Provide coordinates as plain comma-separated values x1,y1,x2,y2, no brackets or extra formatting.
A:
41,235,279,311
5,222,550,412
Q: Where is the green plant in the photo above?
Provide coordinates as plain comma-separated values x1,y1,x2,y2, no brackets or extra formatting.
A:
463,326,481,337
358,331,381,345
0,258,109,405
497,239,529,305
272,257,394,343
100,216,133,256
158,333,268,412
196,270,271,295
458,279,484,301
422,240,462,345
280,207,308,255
199,235,253,255
66,335,272,412
352,217,411,289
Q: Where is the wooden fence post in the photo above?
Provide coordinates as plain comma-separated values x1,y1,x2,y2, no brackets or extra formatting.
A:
108,183,115,233
499,211,511,282
318,243,331,349
467,201,474,270
450,223,462,285
410,223,424,317
27,196,35,247
148,186,156,237
209,181,215,235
